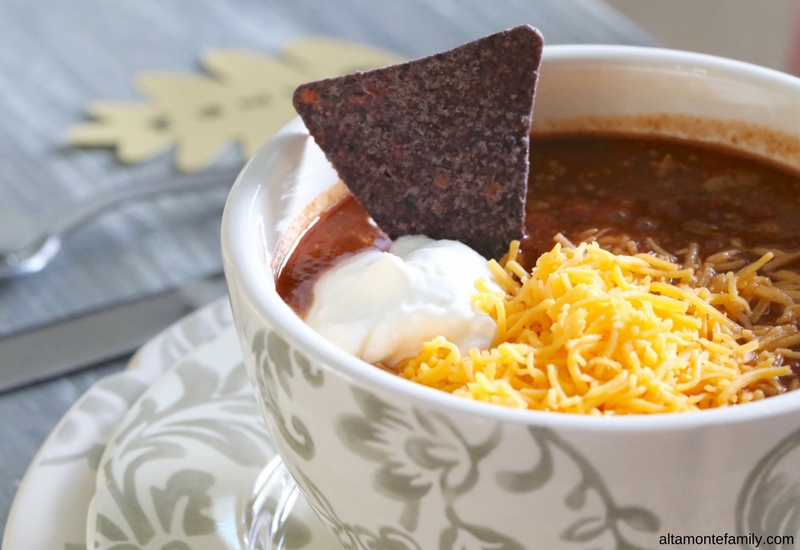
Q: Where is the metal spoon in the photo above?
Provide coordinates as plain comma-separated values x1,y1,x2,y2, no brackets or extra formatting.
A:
0,167,242,280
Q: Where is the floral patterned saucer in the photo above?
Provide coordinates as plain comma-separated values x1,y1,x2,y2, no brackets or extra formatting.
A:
3,298,335,550
3,299,233,550
86,325,334,550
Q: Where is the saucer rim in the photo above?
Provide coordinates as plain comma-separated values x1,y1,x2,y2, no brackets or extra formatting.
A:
1,298,232,550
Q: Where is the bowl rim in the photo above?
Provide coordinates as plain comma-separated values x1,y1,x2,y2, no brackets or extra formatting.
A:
222,43,800,432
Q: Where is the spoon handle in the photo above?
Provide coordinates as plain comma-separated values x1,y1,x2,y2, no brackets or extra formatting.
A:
51,167,243,237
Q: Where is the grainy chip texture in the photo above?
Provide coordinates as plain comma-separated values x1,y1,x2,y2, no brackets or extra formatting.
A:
293,25,543,259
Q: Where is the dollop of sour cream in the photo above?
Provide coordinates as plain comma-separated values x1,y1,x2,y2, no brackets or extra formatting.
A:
306,235,498,365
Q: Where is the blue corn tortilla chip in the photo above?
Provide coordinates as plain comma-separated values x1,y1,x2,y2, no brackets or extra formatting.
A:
293,25,543,259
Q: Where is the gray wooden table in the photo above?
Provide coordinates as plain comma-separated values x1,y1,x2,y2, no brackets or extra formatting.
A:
0,0,653,542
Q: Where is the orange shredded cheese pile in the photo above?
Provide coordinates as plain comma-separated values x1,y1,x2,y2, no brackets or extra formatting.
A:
395,240,792,414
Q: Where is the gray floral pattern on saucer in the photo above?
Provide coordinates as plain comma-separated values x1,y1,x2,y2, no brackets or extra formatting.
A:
2,298,233,550
88,327,297,550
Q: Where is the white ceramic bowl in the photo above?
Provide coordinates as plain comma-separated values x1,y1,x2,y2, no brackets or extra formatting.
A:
222,46,800,550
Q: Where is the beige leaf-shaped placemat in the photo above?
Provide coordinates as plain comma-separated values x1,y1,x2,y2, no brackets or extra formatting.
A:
69,38,403,172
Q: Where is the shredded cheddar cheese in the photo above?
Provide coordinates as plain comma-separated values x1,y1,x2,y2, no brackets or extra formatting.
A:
394,240,792,414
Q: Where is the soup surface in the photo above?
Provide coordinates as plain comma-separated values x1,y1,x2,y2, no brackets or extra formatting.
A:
279,134,800,313
521,135,800,264
276,196,391,315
